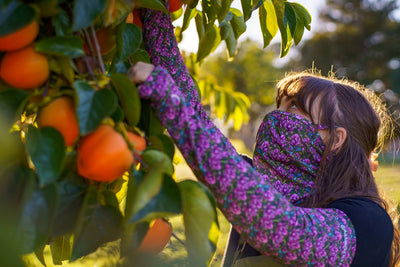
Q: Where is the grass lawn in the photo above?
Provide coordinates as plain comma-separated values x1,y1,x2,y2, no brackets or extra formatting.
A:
24,158,400,267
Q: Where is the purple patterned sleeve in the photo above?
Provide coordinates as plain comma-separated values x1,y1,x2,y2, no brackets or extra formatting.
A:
138,68,357,266
138,8,205,117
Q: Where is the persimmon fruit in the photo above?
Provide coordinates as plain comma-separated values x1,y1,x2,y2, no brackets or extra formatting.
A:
130,8,142,28
169,0,183,13
127,132,146,153
83,27,116,55
137,218,172,254
38,97,79,146
0,45,49,90
77,124,134,182
0,20,39,51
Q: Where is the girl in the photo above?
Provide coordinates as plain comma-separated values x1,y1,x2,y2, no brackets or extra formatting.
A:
128,7,400,266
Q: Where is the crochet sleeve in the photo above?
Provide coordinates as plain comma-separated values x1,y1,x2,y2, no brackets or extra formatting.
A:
138,8,209,122
137,67,357,266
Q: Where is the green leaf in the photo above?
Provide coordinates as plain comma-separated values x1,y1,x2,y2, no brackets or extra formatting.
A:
272,0,292,57
50,235,72,265
137,100,165,136
292,2,312,45
197,24,221,62
74,80,118,135
52,9,72,36
284,2,297,39
0,3,36,37
0,89,28,129
147,134,175,161
115,23,142,62
110,73,141,126
183,0,200,9
195,12,205,41
135,0,168,12
72,0,108,31
51,166,87,237
16,184,59,253
26,126,65,187
182,6,197,32
224,24,237,58
259,0,278,48
130,49,151,64
35,36,84,58
178,180,216,266
241,0,252,21
218,0,234,21
71,187,123,261
127,168,164,223
130,174,181,223
34,245,46,266
230,8,246,39
202,0,217,28
141,149,174,176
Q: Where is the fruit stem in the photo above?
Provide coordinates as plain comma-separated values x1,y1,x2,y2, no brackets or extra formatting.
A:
134,153,149,169
42,79,50,97
89,25,106,74
171,232,185,246
82,55,97,81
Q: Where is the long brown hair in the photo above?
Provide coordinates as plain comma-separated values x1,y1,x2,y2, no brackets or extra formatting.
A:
276,70,400,266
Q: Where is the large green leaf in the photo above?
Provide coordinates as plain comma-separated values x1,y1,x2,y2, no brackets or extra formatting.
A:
134,0,168,12
217,0,234,21
72,0,108,31
0,89,28,128
130,49,151,64
178,180,216,266
127,167,164,223
141,149,174,176
292,2,312,45
110,73,141,126
115,23,142,62
35,36,84,58
202,0,217,28
137,100,165,136
272,0,293,57
240,0,252,21
0,3,36,37
259,0,278,48
182,6,197,32
74,80,118,135
50,235,72,265
130,174,181,223
147,134,175,161
197,24,221,62
230,8,246,39
51,159,87,237
16,184,59,253
26,126,65,187
71,187,123,261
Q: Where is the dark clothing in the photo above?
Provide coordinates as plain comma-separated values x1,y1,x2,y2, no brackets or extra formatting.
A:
223,196,393,266
328,197,393,267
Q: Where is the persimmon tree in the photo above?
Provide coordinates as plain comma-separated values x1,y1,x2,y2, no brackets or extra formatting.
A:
0,0,311,266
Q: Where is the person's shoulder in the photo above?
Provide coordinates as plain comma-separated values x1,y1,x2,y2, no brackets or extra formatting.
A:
327,196,392,230
328,197,393,267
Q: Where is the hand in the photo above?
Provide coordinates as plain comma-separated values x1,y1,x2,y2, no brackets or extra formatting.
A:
127,62,155,84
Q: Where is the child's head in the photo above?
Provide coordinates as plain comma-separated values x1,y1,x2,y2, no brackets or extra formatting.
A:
275,70,391,206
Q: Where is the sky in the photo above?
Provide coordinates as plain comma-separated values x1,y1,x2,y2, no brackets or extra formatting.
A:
176,0,325,53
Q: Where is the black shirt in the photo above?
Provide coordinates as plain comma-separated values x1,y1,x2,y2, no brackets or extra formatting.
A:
223,197,393,266
328,197,393,266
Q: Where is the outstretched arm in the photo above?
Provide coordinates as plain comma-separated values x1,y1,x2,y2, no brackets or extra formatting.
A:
131,65,357,266
138,8,203,114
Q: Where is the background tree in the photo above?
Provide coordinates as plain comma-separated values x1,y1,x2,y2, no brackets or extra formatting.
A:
286,0,400,136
